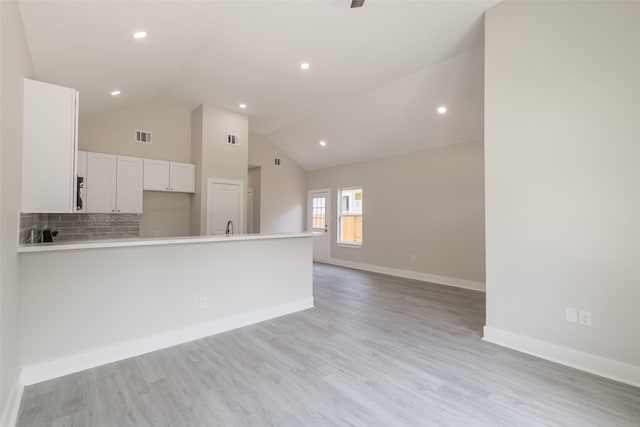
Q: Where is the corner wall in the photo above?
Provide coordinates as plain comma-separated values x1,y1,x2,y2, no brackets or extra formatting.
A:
248,133,307,233
484,1,640,385
0,1,34,424
307,141,486,288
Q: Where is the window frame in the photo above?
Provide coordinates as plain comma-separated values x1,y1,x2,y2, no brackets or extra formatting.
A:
337,187,363,248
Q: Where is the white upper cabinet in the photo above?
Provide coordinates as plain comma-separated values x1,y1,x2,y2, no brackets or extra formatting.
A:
169,162,196,193
143,159,195,193
116,156,144,213
21,78,78,213
143,159,170,191
86,153,143,213
86,153,117,213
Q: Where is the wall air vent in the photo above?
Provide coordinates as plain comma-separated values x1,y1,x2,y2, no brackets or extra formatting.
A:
135,130,152,144
227,134,240,146
274,158,282,166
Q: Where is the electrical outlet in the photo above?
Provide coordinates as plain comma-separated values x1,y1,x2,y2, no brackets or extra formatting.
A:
579,310,592,327
565,307,578,323
199,296,208,309
410,254,416,261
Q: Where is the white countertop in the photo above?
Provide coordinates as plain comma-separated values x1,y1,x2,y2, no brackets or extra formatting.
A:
17,232,313,253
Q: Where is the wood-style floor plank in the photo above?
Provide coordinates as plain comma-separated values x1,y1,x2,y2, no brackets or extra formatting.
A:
16,263,640,426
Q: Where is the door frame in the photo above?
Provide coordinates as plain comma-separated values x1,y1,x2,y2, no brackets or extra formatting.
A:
206,178,245,235
308,188,331,261
246,188,253,234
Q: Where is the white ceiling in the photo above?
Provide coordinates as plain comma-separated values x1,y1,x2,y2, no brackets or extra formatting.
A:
18,0,496,170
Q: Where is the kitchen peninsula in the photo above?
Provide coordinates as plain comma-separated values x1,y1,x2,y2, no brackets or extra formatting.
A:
17,77,312,388
17,232,313,385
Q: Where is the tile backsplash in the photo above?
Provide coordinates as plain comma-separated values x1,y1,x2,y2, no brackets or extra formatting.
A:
20,213,140,244
19,213,48,244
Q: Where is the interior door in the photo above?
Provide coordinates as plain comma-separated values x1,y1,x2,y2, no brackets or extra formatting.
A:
308,189,330,262
207,179,244,235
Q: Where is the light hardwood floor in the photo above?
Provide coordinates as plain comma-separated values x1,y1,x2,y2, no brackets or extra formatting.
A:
17,263,640,426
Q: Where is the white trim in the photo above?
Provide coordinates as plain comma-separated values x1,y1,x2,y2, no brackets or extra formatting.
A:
326,258,485,292
0,372,24,427
337,242,362,249
21,297,314,386
483,326,640,388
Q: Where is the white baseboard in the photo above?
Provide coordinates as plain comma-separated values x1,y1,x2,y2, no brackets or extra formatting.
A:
326,258,485,292
21,297,314,386
483,326,640,388
0,372,24,427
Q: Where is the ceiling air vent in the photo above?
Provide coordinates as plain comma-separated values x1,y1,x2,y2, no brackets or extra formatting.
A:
274,158,282,166
227,134,240,146
135,130,152,144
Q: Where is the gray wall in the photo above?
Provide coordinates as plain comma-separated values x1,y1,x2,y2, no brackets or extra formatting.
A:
190,105,204,236
248,167,261,233
79,103,193,237
0,1,34,420
191,106,249,235
248,133,307,233
485,1,640,368
307,141,486,285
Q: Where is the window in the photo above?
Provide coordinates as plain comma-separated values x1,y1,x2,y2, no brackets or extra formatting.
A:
338,187,363,246
311,196,326,229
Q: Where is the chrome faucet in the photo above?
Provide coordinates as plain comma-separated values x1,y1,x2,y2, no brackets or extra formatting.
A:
225,220,234,236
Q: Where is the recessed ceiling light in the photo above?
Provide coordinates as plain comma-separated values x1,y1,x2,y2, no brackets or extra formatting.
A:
437,106,447,114
319,140,327,147
300,62,310,70
239,103,247,109
110,90,121,96
132,31,147,39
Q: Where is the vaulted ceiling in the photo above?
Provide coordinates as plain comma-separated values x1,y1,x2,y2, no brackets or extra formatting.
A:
18,0,496,170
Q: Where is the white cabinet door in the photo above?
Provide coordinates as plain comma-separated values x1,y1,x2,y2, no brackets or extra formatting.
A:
116,156,143,213
76,151,88,213
21,78,78,213
86,153,117,213
170,162,196,193
143,159,170,191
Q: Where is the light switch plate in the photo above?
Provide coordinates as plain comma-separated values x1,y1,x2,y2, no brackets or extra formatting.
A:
565,307,578,323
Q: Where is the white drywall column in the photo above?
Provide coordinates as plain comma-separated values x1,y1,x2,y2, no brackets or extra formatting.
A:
484,1,640,384
191,105,248,235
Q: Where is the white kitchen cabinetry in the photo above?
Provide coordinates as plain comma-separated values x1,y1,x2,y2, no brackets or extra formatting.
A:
86,153,116,213
116,156,144,213
21,78,79,213
86,153,143,213
169,162,195,193
143,159,170,191
143,159,195,193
